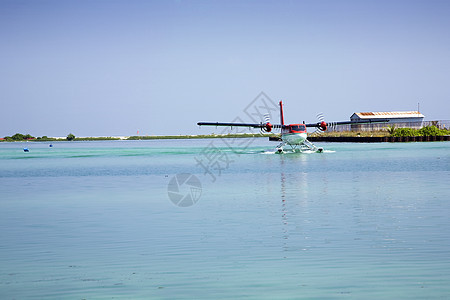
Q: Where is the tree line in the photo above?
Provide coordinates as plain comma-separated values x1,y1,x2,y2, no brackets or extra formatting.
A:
2,133,76,141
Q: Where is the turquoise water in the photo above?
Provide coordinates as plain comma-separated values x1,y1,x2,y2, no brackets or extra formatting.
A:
0,139,449,299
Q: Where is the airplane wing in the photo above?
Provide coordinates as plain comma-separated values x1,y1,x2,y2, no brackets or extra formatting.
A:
197,122,283,128
197,122,282,132
198,118,390,132
304,119,390,131
304,119,390,127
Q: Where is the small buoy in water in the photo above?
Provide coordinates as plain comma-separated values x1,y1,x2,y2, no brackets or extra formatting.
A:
23,148,29,152
49,144,53,147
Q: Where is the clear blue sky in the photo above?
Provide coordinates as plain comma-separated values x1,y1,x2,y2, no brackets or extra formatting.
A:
1,0,449,137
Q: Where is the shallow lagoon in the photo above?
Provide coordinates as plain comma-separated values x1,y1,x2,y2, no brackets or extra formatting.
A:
0,139,449,299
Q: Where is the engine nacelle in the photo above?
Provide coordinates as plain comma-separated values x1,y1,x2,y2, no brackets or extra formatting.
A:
319,121,327,131
263,122,273,132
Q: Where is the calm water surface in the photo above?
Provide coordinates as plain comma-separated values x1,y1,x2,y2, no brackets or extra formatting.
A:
0,139,449,299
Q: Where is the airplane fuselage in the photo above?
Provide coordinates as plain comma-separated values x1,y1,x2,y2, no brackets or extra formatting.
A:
281,124,307,145
282,132,307,145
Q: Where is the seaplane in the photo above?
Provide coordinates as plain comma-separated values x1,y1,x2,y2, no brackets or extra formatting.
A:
198,101,388,153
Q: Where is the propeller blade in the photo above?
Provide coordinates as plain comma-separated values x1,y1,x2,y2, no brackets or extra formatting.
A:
328,121,337,131
306,112,325,136
311,128,322,136
316,112,324,122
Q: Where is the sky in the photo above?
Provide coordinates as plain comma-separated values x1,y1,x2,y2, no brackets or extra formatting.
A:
1,0,449,137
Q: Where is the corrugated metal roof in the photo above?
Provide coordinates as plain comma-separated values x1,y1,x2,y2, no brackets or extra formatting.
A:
353,111,425,119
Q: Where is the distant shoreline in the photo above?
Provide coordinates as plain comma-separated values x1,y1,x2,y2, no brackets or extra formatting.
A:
0,133,271,142
1,132,449,143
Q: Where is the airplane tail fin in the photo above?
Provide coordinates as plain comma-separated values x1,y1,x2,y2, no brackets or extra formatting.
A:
279,101,285,126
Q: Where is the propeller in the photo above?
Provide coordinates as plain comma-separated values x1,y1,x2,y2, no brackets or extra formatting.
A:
312,113,342,134
311,113,328,135
260,114,273,133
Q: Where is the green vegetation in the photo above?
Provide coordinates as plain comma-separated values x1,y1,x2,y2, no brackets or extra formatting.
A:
386,124,397,135
391,126,450,137
1,133,122,142
418,125,447,136
35,136,54,141
66,133,76,141
2,133,35,141
391,127,418,137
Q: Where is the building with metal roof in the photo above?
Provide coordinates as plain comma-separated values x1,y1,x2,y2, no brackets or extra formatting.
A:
351,111,425,120
349,111,425,131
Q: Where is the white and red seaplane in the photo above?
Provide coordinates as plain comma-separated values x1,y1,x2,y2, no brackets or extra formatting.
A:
198,101,388,153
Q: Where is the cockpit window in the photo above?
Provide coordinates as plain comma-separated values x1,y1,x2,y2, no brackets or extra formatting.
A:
290,124,306,132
